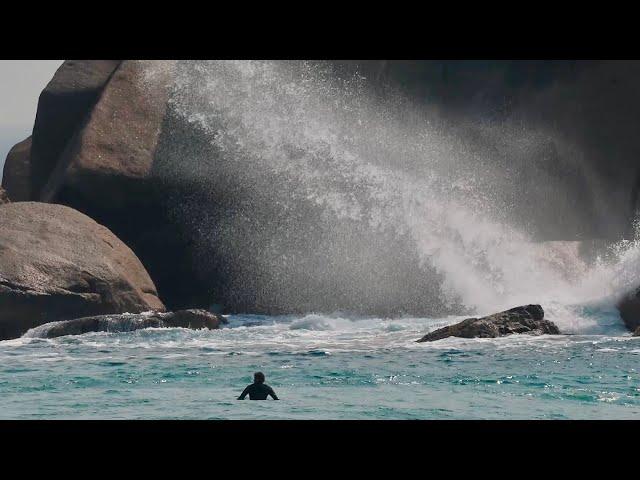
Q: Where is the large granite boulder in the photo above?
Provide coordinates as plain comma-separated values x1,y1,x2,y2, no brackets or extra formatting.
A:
36,60,192,308
2,136,32,201
29,60,121,199
0,202,164,340
40,60,175,203
23,309,225,339
417,304,559,342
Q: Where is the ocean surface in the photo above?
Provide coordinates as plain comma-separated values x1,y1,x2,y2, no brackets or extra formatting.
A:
6,61,640,420
2,311,640,419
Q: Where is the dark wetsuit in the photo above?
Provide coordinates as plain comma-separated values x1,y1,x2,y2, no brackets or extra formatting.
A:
238,382,279,400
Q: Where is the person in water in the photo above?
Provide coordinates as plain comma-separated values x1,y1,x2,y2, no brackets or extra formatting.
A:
237,372,279,400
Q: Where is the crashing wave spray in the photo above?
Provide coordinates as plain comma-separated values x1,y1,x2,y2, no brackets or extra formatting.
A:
153,60,640,333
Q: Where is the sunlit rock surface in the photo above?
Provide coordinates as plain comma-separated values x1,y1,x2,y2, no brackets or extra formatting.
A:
0,202,164,340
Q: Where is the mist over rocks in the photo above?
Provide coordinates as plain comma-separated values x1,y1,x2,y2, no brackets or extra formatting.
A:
417,305,559,342
153,60,454,315
329,61,640,241
4,59,640,320
0,202,164,340
40,60,176,203
2,136,32,201
24,309,225,339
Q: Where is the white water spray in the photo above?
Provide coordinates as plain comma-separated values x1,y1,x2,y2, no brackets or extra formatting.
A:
155,60,640,334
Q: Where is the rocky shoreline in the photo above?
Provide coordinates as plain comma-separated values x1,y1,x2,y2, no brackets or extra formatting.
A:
2,60,640,340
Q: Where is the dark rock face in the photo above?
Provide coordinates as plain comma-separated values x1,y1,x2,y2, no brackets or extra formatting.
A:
0,202,164,340
417,305,559,342
2,136,32,201
617,289,640,332
29,60,121,199
24,309,225,339
0,187,8,204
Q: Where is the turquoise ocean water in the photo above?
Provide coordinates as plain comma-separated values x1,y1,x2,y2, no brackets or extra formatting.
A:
2,312,640,419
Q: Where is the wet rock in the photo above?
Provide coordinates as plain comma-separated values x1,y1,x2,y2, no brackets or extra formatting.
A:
617,288,640,332
23,309,225,339
0,202,164,340
417,304,559,342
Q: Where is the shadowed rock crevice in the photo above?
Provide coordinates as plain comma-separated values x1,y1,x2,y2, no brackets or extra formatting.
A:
2,136,32,201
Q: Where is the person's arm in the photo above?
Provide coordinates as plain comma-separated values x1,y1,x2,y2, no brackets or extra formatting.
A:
268,386,279,400
238,385,250,400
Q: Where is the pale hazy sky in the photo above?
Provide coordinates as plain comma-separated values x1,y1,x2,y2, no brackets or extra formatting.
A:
0,60,63,180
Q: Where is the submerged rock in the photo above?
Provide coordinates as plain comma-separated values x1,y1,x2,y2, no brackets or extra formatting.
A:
0,202,164,340
417,304,559,342
24,309,225,339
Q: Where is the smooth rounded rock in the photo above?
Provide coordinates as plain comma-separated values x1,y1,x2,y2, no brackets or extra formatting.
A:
0,202,164,340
